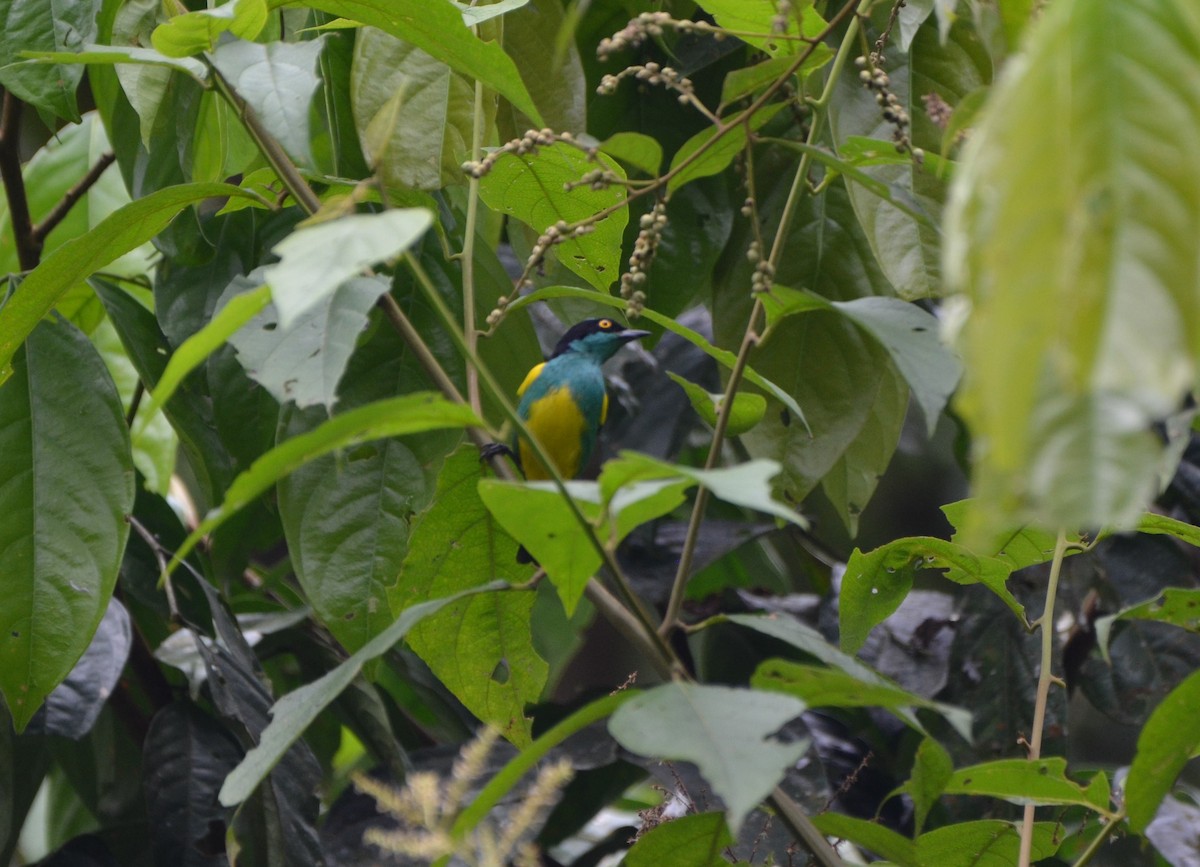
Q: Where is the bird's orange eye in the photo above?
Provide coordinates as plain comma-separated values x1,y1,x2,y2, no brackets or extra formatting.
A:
598,319,613,329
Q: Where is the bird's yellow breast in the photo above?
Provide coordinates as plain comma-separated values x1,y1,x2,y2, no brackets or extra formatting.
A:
519,386,588,480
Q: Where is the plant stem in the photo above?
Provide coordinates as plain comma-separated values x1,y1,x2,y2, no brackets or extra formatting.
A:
1070,811,1125,867
462,78,487,416
205,59,321,216
0,91,38,271
1018,527,1070,867
660,0,873,635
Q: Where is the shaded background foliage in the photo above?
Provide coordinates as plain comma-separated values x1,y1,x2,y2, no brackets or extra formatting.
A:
1,0,1200,865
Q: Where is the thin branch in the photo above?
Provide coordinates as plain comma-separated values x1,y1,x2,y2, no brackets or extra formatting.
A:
462,77,487,416
30,152,117,244
0,90,38,271
660,0,871,635
125,379,145,428
1070,811,1125,867
1018,528,1070,867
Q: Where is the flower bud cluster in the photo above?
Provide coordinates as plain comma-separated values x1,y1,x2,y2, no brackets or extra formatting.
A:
461,128,576,179
855,55,916,157
620,202,668,310
597,11,673,59
597,62,696,105
746,241,776,293
771,0,793,33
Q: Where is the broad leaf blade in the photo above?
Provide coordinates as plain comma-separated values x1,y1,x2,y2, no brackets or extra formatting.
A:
0,319,135,731
609,683,807,833
945,0,1200,539
1125,668,1200,832
395,449,547,745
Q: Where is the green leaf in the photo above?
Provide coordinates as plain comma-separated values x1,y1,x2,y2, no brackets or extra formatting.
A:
810,813,917,867
263,208,433,327
832,297,962,435
903,737,954,834
396,449,547,745
840,536,1025,654
720,54,830,108
1135,512,1200,547
945,0,1200,539
151,0,267,57
477,142,628,292
210,38,324,168
91,319,176,495
625,812,733,867
225,275,389,410
0,0,98,120
602,452,808,527
218,581,507,807
304,0,543,125
352,26,485,191
695,0,827,58
476,479,603,614
668,103,784,195
22,46,207,82
0,182,253,387
171,394,481,568
752,660,972,742
609,683,808,833
600,131,662,176
1096,588,1200,661
917,820,1062,867
943,758,1112,813
1125,668,1200,832
0,320,134,731
452,0,529,26
940,499,1077,573
500,0,586,134
667,371,766,436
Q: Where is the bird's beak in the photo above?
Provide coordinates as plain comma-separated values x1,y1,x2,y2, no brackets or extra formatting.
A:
619,329,652,344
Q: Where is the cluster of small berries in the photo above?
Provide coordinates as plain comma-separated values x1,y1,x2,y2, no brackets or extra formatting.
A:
621,202,668,313
855,56,922,159
597,62,696,106
597,12,727,60
461,128,578,180
746,241,776,293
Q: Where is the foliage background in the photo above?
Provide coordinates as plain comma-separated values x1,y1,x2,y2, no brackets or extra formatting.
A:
1,0,1200,865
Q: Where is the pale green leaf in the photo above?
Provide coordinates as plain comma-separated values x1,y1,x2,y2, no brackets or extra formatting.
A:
945,0,1200,540
500,0,586,134
225,274,389,410
22,46,207,81
1096,588,1200,661
477,143,627,291
0,320,134,731
263,209,433,327
452,0,529,26
609,683,808,833
151,0,267,57
810,814,918,867
210,38,324,168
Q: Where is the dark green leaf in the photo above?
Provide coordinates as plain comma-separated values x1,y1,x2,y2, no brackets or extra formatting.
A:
0,0,99,120
395,448,547,745
810,813,917,866
904,737,953,834
304,0,544,125
0,320,134,731
0,182,253,386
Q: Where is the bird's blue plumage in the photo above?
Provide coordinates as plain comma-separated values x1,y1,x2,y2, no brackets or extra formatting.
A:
514,319,649,481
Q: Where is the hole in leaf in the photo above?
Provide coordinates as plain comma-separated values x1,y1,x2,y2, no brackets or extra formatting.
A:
491,658,510,684
263,322,278,332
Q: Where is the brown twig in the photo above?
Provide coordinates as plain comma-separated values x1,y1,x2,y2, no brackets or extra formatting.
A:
0,90,38,271
31,151,117,245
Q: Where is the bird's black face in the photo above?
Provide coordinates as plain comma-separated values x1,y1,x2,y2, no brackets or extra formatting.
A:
551,318,650,359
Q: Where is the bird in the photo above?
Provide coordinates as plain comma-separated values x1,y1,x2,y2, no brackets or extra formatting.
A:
514,317,650,482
